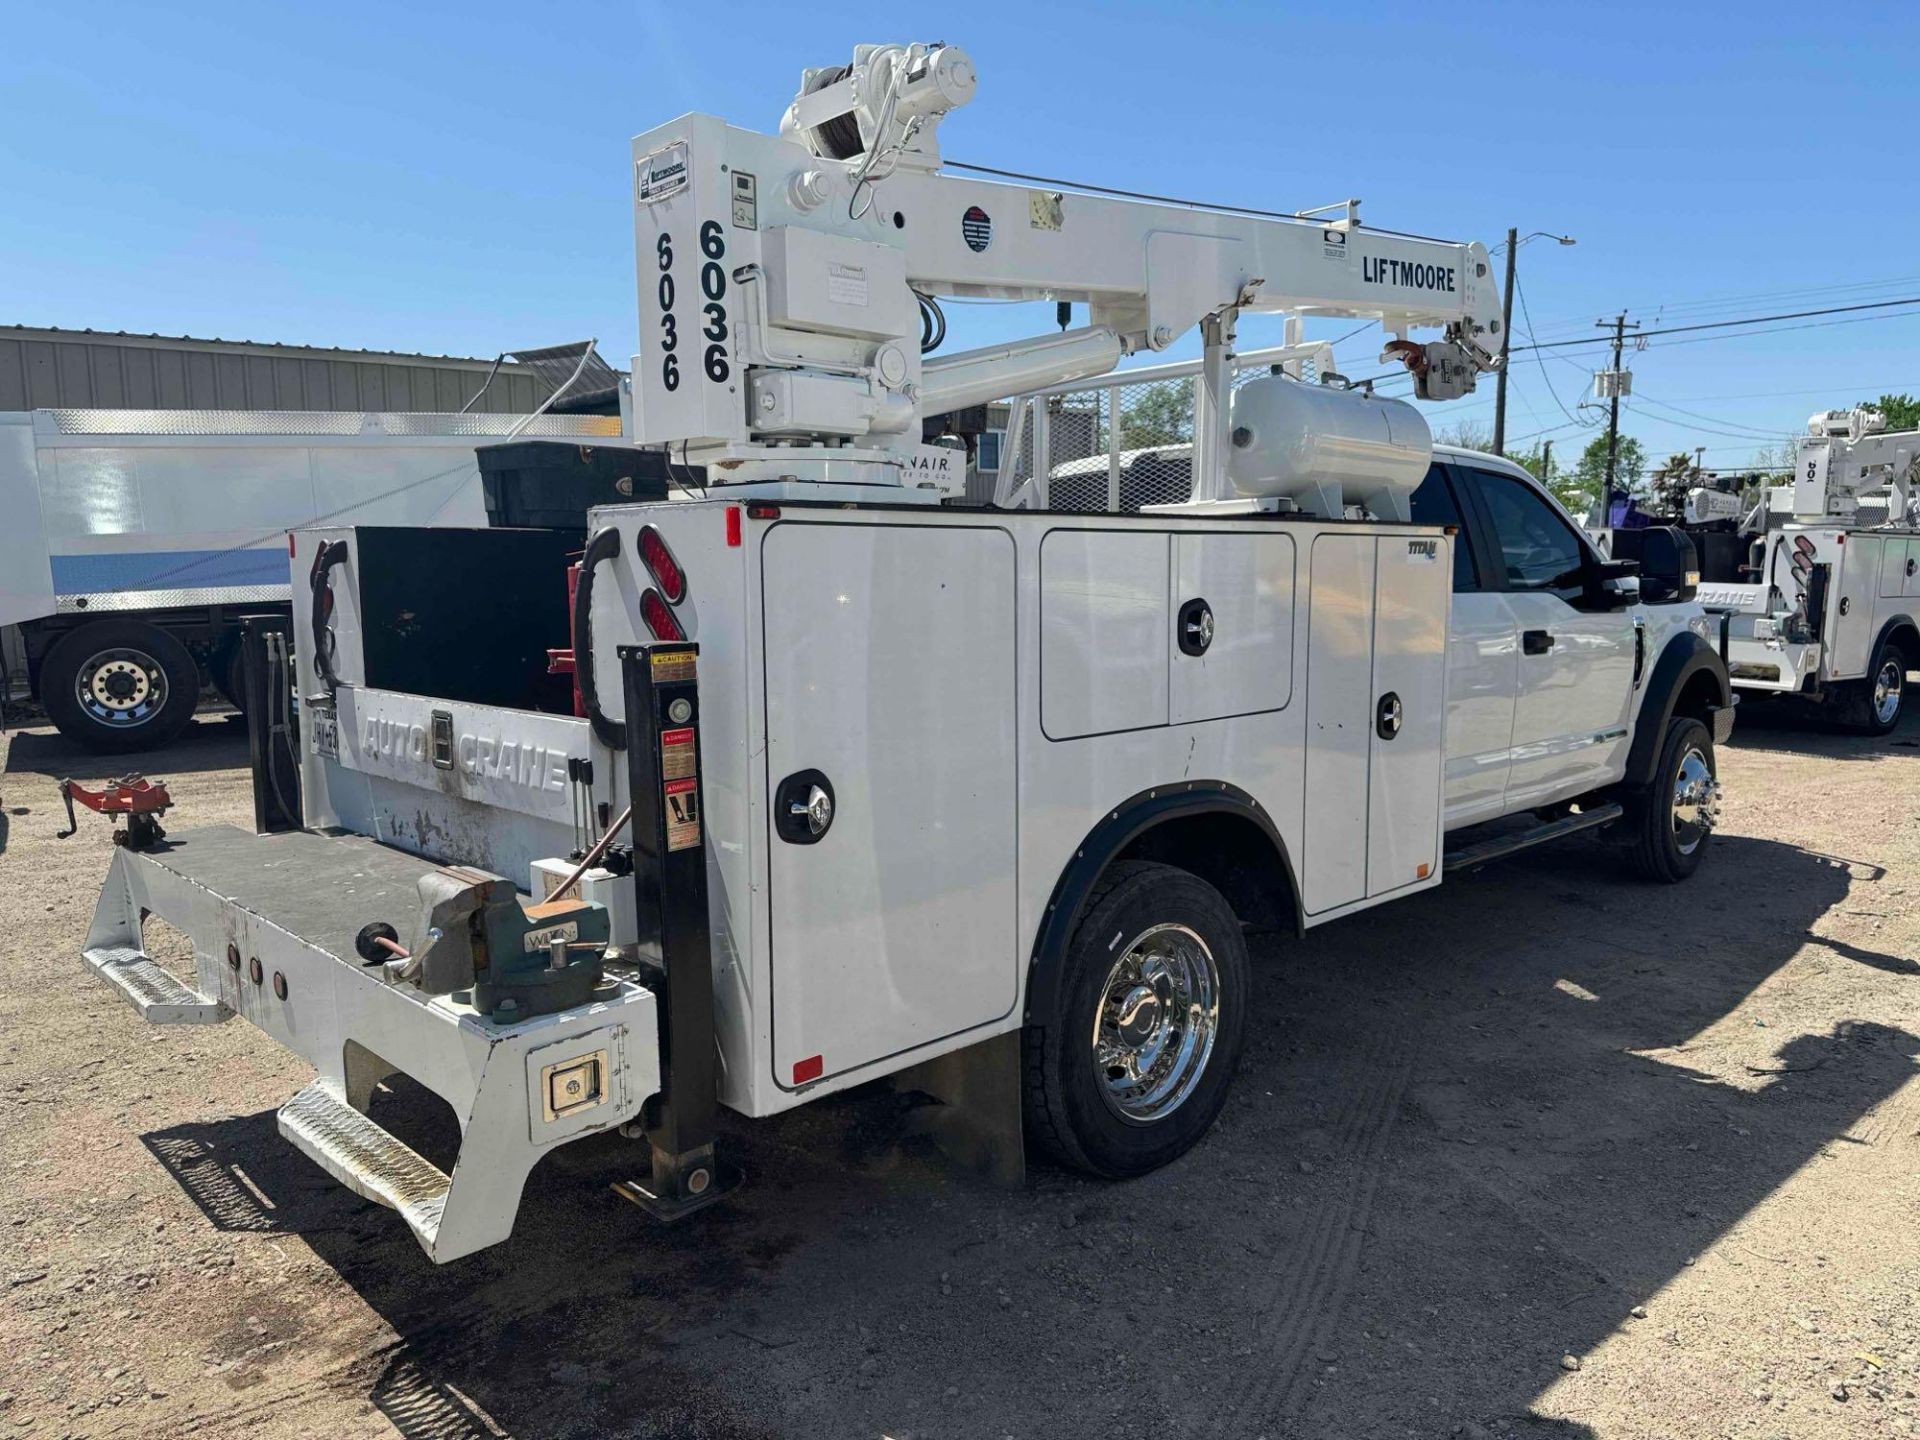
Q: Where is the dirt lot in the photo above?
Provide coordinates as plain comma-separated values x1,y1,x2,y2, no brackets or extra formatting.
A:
1,705,1917,1440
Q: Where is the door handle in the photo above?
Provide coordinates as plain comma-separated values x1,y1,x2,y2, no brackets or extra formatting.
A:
1177,597,1214,656
1376,691,1403,740
1522,629,1555,655
774,770,834,844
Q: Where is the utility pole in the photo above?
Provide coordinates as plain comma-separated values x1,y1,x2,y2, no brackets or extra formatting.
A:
1541,438,1553,481
1598,312,1641,494
1493,226,1518,455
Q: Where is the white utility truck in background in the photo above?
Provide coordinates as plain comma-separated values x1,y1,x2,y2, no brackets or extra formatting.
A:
0,350,621,753
1604,406,1920,734
80,41,1731,1263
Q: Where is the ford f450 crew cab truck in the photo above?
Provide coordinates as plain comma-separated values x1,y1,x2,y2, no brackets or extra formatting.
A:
76,40,1730,1262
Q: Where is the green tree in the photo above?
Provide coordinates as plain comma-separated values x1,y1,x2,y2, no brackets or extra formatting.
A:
1119,378,1194,448
1861,393,1920,431
1432,419,1495,453
1572,432,1648,497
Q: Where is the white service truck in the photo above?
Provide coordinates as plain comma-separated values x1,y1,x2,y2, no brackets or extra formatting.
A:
1618,407,1919,735
79,41,1731,1262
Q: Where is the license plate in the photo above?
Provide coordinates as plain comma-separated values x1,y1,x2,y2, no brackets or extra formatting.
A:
311,714,339,760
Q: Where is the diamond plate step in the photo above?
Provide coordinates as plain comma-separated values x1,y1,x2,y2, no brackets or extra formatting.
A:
277,1081,449,1245
83,945,230,1024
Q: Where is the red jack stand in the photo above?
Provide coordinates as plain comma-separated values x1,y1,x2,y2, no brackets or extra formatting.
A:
57,775,173,850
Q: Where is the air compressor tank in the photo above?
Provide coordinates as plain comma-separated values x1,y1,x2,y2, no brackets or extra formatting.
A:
1226,376,1433,521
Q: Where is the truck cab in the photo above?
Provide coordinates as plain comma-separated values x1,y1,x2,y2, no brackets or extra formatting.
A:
1414,447,1732,875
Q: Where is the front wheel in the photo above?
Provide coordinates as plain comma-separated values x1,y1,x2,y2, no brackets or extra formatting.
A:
1023,860,1249,1178
1623,716,1718,883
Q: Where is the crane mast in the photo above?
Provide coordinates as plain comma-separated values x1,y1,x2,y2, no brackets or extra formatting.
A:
628,41,1503,500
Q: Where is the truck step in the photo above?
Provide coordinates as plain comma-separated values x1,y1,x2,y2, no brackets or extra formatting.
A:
1443,802,1625,874
277,1081,449,1246
82,944,230,1025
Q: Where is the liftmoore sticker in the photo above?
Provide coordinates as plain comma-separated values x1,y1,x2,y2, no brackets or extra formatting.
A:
962,205,992,253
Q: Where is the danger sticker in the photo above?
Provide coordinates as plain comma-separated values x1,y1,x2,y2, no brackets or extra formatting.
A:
664,777,701,851
962,205,992,253
660,726,697,781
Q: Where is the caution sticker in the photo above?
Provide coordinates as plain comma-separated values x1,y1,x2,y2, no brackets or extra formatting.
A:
650,649,697,683
664,777,701,850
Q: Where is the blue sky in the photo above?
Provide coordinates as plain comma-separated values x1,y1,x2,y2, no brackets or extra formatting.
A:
2,0,1914,470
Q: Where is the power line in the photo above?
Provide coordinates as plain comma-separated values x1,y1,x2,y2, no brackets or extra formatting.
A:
1512,295,1920,352
1520,271,1920,340
1514,272,1589,429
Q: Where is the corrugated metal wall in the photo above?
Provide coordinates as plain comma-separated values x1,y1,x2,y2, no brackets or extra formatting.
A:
0,329,550,413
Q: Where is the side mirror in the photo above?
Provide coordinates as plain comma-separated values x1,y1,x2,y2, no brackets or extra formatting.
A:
1607,526,1699,604
1583,557,1641,610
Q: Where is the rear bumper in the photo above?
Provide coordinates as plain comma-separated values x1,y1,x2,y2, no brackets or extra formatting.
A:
83,826,660,1262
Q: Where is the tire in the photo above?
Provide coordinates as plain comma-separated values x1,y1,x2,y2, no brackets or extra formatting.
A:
1835,635,1907,736
1623,716,1718,883
212,641,248,717
1023,860,1249,1178
39,620,201,754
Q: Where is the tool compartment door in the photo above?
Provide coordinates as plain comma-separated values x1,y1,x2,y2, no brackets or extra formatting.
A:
762,521,1018,1088
1366,534,1449,898
1169,532,1295,725
1303,534,1376,914
1831,535,1880,678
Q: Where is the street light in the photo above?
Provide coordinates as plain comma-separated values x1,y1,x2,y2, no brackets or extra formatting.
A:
1492,229,1577,455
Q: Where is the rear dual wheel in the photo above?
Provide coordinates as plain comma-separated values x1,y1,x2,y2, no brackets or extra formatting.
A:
1835,636,1908,736
1023,861,1249,1177
40,620,200,754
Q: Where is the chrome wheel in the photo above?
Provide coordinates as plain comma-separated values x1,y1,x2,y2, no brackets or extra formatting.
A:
1670,746,1719,856
1091,923,1220,1125
75,646,168,729
1873,658,1904,727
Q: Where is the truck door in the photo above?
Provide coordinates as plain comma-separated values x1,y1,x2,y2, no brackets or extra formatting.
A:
1453,465,1634,809
761,521,1019,1090
1411,465,1513,828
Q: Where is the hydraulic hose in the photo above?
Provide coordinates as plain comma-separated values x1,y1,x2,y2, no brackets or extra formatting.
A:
574,526,627,751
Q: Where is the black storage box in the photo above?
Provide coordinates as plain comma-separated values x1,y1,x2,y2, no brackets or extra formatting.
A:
476,441,676,534
349,527,579,713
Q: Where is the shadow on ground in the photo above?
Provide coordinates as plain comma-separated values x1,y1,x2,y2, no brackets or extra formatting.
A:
138,829,1915,1440
1725,680,1920,761
2,712,246,780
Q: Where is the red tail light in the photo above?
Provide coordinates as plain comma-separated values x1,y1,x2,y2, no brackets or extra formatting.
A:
639,587,684,641
637,525,686,604
724,505,742,548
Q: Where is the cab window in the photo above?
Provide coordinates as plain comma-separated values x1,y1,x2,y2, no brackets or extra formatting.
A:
1408,464,1479,592
1459,467,1586,601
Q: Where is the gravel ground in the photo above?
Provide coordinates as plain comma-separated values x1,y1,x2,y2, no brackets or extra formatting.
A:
1,703,1917,1440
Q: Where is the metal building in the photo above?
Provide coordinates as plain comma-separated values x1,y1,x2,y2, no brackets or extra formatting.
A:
0,326,560,414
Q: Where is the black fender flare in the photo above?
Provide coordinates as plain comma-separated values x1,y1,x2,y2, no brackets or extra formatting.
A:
1624,630,1730,788
1022,780,1300,1026
574,525,626,751
1866,611,1920,671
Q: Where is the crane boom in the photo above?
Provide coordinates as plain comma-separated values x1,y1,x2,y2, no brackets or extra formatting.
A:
629,42,1502,496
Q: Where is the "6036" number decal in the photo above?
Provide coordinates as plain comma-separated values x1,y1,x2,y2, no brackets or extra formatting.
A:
655,222,729,393
699,220,730,382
